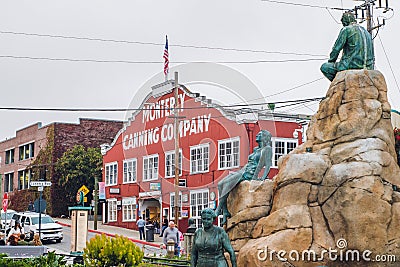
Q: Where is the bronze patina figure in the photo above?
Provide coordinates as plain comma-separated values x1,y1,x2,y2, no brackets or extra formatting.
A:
191,208,237,267
321,11,374,81
215,130,272,225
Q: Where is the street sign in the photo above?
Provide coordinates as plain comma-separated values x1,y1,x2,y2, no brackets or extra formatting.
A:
78,185,90,196
30,181,52,187
38,186,44,192
2,193,8,212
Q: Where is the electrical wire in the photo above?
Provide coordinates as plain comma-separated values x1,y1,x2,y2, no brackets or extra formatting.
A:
0,30,326,57
378,34,400,95
0,55,327,64
261,0,347,11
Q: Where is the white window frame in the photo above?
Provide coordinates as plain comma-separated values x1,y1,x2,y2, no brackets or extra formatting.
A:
108,198,117,222
170,192,182,220
272,137,298,167
105,162,118,186
5,148,15,165
123,158,137,184
18,142,34,161
17,169,31,190
218,137,240,170
143,154,159,181
165,150,182,178
122,197,136,222
190,143,210,174
4,172,14,192
190,189,209,229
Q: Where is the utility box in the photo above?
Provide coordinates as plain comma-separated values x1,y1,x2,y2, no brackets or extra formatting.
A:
69,206,92,252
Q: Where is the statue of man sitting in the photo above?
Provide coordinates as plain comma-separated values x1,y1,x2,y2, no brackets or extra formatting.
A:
320,11,374,81
215,130,273,225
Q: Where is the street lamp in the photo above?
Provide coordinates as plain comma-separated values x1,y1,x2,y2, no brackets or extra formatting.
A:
166,239,175,258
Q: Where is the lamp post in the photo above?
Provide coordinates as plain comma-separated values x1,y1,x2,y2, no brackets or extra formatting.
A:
166,239,175,258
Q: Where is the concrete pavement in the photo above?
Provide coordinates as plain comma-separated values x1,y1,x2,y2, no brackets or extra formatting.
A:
56,218,165,250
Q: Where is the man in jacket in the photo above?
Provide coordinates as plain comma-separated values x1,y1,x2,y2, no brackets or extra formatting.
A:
162,221,179,255
136,216,146,240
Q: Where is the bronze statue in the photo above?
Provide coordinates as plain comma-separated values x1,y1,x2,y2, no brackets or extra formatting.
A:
191,208,237,267
215,130,272,225
321,11,374,81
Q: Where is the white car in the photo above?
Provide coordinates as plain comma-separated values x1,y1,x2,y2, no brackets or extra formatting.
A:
0,209,16,230
12,212,63,242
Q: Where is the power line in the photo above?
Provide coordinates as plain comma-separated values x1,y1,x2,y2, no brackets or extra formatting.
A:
261,0,346,10
0,30,326,57
378,34,400,95
0,97,323,112
0,55,327,64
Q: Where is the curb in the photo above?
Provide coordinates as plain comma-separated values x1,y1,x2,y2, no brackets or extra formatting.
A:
57,222,161,248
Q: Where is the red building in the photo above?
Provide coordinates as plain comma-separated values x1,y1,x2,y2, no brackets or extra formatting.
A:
101,81,309,231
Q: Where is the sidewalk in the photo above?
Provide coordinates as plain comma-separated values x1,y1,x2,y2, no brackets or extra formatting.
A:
56,218,164,249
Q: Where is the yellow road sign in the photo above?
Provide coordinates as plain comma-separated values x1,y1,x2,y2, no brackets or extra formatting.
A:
78,185,90,196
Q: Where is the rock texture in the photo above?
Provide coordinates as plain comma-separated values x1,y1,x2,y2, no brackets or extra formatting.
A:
227,70,400,266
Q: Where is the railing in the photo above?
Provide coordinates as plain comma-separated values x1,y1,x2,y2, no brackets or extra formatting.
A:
143,256,190,267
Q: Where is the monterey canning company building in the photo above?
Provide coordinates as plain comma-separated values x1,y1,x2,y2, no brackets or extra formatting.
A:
101,81,309,231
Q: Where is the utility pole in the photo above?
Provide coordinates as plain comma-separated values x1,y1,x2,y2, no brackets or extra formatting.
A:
174,71,180,228
94,176,98,230
352,0,393,36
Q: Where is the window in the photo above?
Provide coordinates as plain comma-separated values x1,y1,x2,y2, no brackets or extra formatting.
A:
19,142,34,161
123,159,137,183
143,154,159,181
122,197,136,222
108,199,117,222
18,169,31,190
190,144,209,173
218,138,240,170
105,162,118,186
4,173,14,192
5,149,15,164
272,138,298,167
190,190,209,228
165,150,182,178
170,193,182,220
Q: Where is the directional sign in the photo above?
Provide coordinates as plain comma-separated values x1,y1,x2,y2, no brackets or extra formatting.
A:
78,185,90,196
30,181,52,187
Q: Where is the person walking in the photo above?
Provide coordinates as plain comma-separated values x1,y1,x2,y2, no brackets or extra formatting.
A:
162,221,179,255
159,216,168,237
136,216,146,240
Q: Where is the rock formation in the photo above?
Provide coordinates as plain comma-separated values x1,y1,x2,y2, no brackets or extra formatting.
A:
226,70,400,266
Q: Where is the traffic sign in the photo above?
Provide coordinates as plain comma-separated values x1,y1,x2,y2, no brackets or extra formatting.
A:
78,185,90,196
30,181,52,187
2,199,8,212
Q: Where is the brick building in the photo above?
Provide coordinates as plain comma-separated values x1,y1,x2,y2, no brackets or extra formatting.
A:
0,118,123,216
101,82,310,231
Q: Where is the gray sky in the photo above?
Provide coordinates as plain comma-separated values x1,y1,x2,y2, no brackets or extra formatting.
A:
0,0,399,141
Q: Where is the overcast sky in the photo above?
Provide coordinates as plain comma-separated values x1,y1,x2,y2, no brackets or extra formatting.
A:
0,0,399,141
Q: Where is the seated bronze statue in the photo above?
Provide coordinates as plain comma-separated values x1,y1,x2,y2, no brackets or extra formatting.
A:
215,130,272,225
191,208,237,267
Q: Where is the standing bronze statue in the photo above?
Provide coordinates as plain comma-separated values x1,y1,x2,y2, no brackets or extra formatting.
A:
321,11,374,81
191,208,237,267
215,130,272,225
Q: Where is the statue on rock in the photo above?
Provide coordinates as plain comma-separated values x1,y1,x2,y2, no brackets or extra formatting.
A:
215,130,272,225
321,11,374,81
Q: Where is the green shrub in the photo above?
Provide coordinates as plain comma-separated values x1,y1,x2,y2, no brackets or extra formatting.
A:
0,251,83,267
84,234,144,267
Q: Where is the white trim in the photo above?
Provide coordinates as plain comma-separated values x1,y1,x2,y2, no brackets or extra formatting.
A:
122,158,137,184
170,192,183,220
18,140,35,147
105,161,118,186
271,137,298,167
165,149,182,178
143,154,159,181
189,143,210,174
107,198,118,222
217,137,240,170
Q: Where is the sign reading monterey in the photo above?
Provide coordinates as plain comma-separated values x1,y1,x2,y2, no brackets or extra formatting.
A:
123,91,213,151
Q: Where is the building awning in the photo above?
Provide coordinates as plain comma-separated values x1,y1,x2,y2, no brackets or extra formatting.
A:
139,196,159,201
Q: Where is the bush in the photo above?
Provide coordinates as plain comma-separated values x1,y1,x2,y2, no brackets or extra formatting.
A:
0,251,83,267
84,234,144,267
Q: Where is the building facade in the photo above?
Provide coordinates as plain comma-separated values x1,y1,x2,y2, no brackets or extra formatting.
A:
101,82,309,231
0,118,123,216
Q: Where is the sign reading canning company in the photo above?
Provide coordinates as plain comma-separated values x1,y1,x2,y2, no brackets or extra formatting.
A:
122,92,212,150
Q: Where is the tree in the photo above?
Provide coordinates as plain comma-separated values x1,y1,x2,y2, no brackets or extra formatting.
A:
55,145,102,209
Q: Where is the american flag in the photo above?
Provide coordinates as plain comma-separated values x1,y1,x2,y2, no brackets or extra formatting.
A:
163,35,169,76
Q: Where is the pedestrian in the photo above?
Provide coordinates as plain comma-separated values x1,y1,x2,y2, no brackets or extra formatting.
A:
8,221,24,240
136,216,146,240
29,234,42,246
162,221,179,256
159,216,168,237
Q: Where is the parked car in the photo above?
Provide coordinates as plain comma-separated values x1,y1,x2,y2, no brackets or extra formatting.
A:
0,209,16,230
11,212,63,242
